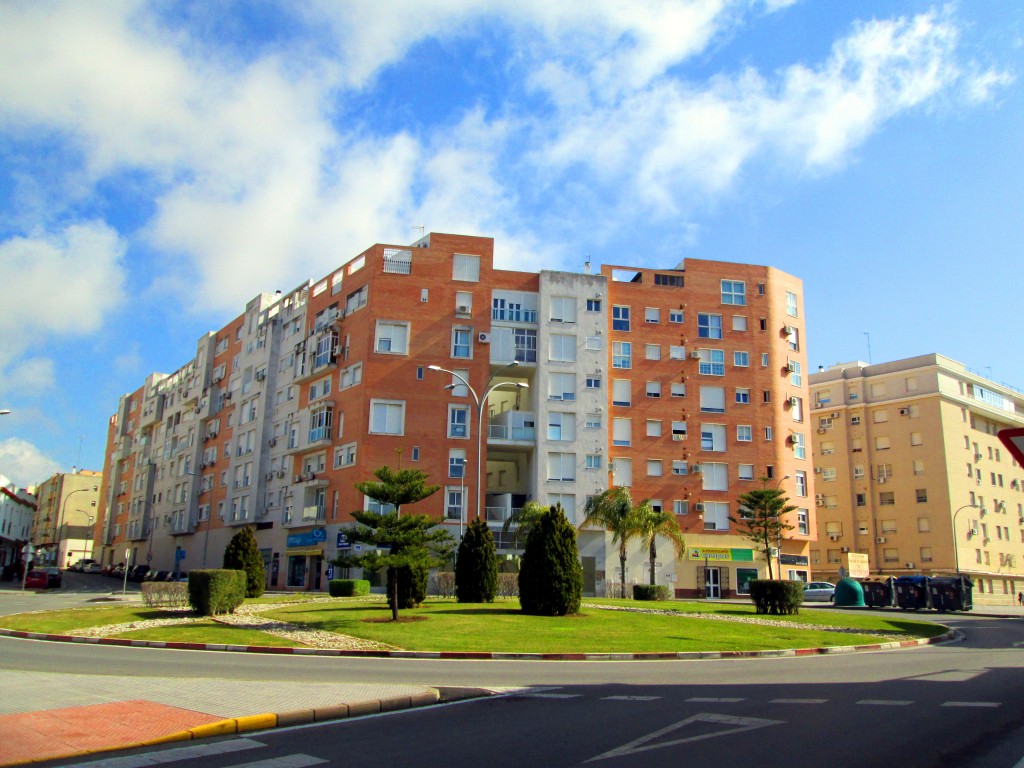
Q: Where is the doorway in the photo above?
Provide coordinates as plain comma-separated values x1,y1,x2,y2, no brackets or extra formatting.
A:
704,566,721,599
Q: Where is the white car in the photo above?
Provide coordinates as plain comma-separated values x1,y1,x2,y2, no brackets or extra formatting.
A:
83,562,104,574
803,581,836,602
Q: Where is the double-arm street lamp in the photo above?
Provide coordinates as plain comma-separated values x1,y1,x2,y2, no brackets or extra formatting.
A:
952,502,985,577
427,360,528,527
57,486,97,568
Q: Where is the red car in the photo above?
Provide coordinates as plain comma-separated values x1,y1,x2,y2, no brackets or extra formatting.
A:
24,570,48,589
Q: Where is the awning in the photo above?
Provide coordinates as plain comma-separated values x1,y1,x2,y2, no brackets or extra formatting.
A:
286,547,324,557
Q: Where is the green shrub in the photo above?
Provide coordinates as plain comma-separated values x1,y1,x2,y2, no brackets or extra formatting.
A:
388,564,428,609
188,569,246,616
518,505,583,616
455,518,499,603
633,584,671,601
748,579,804,615
222,526,266,598
432,571,456,598
328,579,371,597
141,581,189,608
497,572,519,598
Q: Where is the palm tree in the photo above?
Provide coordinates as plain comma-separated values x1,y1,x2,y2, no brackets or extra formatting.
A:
580,487,646,598
636,507,686,586
730,479,796,580
501,500,549,550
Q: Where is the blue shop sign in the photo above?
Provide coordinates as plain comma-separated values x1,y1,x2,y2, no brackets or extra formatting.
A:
287,527,326,548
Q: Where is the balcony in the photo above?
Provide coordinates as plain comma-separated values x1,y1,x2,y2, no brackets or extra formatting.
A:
487,411,536,445
293,471,328,488
485,506,519,525
382,248,413,274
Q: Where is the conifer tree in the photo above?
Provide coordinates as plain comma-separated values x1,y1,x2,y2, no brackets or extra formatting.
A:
518,505,582,616
222,526,265,598
455,517,498,603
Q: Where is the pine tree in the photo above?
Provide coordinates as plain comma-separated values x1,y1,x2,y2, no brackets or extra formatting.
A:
518,505,583,616
455,517,498,603
222,526,265,598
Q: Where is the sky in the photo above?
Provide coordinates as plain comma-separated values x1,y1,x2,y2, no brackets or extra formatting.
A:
0,0,1022,488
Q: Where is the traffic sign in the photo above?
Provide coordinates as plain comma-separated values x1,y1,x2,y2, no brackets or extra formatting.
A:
175,548,186,560
998,428,1024,467
146,552,152,562
337,532,351,549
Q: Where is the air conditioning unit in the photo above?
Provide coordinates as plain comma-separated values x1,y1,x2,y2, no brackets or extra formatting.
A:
255,370,266,381
829,534,840,541
974,453,983,461
478,332,491,343
457,304,470,314
268,438,277,447
814,467,822,474
840,546,850,553
905,562,915,569
690,351,702,359
276,470,286,478
784,325,796,335
969,527,978,536
333,345,343,356
293,474,302,483
830,412,840,419
672,434,684,442
898,408,908,415
877,476,887,483
265,473,274,481
875,536,887,544
689,463,701,474
694,503,705,513
789,397,799,407
787,361,798,372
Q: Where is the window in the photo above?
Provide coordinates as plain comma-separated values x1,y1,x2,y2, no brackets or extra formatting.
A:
669,309,684,323
550,297,577,324
856,493,866,507
644,307,660,323
346,285,368,314
737,425,752,442
646,381,662,398
453,253,480,281
698,348,725,376
586,298,601,312
611,457,632,486
822,467,836,481
375,321,409,354
547,452,576,482
821,441,835,456
585,374,601,390
875,436,891,450
672,460,689,476
910,432,923,446
585,412,602,429
788,359,802,386
612,379,631,407
612,305,630,331
721,280,746,305
701,424,726,451
700,386,726,413
702,501,729,531
645,343,662,361
585,453,602,470
733,351,749,367
797,509,809,535
873,410,889,424
549,334,577,362
792,432,806,459
916,488,928,503
448,450,466,478
646,420,662,437
654,273,684,287
913,459,925,475
761,352,769,367
671,421,688,439
612,418,632,446
879,492,895,506
647,459,663,477
671,382,687,398
673,499,689,515
732,316,747,332
334,442,357,468
795,471,807,496
513,328,537,363
851,415,861,426
586,336,602,351
698,313,723,339
309,406,332,443
735,388,750,404
764,426,773,441
446,488,464,520
452,327,472,358
548,412,576,441
738,464,755,480
548,372,576,401
369,400,405,435
448,405,469,438
702,462,728,491
669,345,686,360
786,291,798,317
612,342,631,368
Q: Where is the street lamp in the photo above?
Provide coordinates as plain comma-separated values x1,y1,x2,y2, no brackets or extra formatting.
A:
427,361,529,523
952,503,984,577
0,409,10,416
57,486,97,569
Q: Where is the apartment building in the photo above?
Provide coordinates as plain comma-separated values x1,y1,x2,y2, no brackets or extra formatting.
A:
32,470,102,567
809,355,1024,605
96,232,815,597
1,484,36,573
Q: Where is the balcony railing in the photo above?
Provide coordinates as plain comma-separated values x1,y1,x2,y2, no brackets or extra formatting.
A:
382,248,413,274
488,424,535,441
485,506,519,524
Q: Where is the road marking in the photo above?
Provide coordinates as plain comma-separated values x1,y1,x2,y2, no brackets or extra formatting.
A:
225,756,326,768
686,697,744,703
521,693,583,699
941,701,1001,708
857,700,913,706
587,713,784,762
770,699,828,705
603,695,662,701
66,738,266,767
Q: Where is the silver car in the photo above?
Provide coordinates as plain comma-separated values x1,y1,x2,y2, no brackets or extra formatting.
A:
803,581,835,602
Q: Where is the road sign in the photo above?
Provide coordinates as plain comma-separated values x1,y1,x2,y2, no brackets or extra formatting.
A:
998,428,1024,467
146,552,152,562
175,548,186,560
336,532,351,549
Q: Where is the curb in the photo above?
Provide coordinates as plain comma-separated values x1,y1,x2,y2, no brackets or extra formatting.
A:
3,689,456,767
0,626,956,659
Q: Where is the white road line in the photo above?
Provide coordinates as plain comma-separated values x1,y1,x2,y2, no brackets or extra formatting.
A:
225,756,326,768
857,700,913,706
941,701,1001,708
521,693,583,699
603,695,662,701
770,699,828,705
686,697,744,703
64,738,266,767
587,713,784,762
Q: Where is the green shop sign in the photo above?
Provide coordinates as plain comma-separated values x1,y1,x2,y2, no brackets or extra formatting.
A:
687,547,754,562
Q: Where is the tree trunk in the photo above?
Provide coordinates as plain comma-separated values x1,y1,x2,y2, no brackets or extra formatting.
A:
619,543,628,599
765,544,774,580
649,540,657,585
389,566,399,621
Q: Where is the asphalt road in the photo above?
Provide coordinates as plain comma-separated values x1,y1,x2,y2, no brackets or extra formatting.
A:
6,575,1024,767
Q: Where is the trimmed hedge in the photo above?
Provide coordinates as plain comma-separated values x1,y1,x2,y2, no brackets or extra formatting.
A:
188,569,246,616
329,578,371,597
748,579,804,615
633,584,671,601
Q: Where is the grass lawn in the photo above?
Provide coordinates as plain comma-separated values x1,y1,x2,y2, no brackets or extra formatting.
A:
0,597,947,654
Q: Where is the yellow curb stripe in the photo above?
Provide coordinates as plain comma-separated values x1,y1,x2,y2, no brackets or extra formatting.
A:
188,720,239,738
236,714,278,732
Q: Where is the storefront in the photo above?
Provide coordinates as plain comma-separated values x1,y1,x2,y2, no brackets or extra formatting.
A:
284,527,326,591
681,546,757,599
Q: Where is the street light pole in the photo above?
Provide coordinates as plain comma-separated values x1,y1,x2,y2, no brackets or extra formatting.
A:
952,502,983,577
58,486,97,569
427,361,528,524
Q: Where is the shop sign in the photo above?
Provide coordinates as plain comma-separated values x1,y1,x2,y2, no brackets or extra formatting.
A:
780,554,809,566
688,547,754,562
287,527,326,548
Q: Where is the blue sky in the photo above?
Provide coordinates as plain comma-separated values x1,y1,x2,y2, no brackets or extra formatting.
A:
1,1,1021,487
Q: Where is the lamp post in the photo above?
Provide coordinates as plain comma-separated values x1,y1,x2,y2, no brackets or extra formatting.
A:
427,361,528,524
952,503,983,577
57,486,97,569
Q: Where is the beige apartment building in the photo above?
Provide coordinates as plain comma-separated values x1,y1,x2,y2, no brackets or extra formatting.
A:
32,470,103,568
809,354,1024,606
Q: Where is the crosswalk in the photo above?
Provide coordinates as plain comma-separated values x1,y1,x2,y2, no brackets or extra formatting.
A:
51,739,324,768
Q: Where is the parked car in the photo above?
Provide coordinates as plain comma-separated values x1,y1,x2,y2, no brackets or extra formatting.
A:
128,565,150,582
84,562,104,574
803,581,836,602
148,570,171,582
69,558,97,572
108,564,126,579
24,570,48,589
44,567,62,588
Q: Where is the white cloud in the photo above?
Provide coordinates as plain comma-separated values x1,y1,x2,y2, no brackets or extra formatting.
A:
3,358,57,393
0,438,63,489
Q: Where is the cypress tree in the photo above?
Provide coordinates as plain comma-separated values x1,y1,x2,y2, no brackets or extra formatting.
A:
455,518,498,603
518,505,583,616
222,526,266,598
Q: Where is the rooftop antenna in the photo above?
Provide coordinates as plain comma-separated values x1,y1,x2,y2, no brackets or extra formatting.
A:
413,225,425,237
862,332,872,364
584,255,591,275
